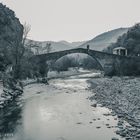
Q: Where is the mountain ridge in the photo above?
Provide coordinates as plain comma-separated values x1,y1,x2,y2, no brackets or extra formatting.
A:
26,28,128,54
78,28,128,51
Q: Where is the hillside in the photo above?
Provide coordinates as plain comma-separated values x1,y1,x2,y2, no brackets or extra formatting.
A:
59,40,86,48
78,28,128,51
25,39,85,54
26,28,128,54
104,24,140,56
0,3,23,71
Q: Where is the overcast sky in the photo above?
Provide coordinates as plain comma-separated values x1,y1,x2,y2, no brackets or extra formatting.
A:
1,0,140,42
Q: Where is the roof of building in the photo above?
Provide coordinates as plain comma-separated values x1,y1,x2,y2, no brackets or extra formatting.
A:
113,47,127,50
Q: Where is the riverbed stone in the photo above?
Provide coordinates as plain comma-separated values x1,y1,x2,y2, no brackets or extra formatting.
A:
89,77,140,139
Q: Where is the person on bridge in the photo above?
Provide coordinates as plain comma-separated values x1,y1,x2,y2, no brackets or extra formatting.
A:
87,45,90,53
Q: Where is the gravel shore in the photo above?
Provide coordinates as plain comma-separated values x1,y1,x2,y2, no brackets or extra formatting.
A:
89,77,140,140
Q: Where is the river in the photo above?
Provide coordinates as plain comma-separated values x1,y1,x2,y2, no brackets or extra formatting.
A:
1,73,124,140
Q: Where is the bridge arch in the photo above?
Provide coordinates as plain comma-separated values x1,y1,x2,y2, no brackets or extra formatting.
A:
49,52,104,72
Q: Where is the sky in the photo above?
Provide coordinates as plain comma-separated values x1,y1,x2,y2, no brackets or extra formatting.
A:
1,0,140,42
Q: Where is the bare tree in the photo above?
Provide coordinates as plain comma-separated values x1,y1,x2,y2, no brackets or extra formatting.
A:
14,23,31,79
22,23,31,46
4,23,31,79
0,23,31,107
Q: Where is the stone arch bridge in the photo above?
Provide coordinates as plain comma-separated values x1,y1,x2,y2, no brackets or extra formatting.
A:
30,48,140,76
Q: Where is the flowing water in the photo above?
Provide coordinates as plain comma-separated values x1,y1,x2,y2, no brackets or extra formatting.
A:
1,73,124,140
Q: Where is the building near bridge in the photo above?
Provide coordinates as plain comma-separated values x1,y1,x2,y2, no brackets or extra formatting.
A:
113,47,128,56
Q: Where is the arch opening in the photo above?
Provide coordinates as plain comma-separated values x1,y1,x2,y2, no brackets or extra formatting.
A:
48,53,104,78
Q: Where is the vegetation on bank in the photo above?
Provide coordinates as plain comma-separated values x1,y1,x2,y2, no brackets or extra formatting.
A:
104,23,140,56
0,4,31,108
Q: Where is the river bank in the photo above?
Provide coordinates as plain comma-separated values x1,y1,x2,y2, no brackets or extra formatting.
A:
0,74,125,140
89,76,140,139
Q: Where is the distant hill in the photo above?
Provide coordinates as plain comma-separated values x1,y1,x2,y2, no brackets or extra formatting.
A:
25,39,85,54
59,40,86,48
25,28,128,54
78,28,128,51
